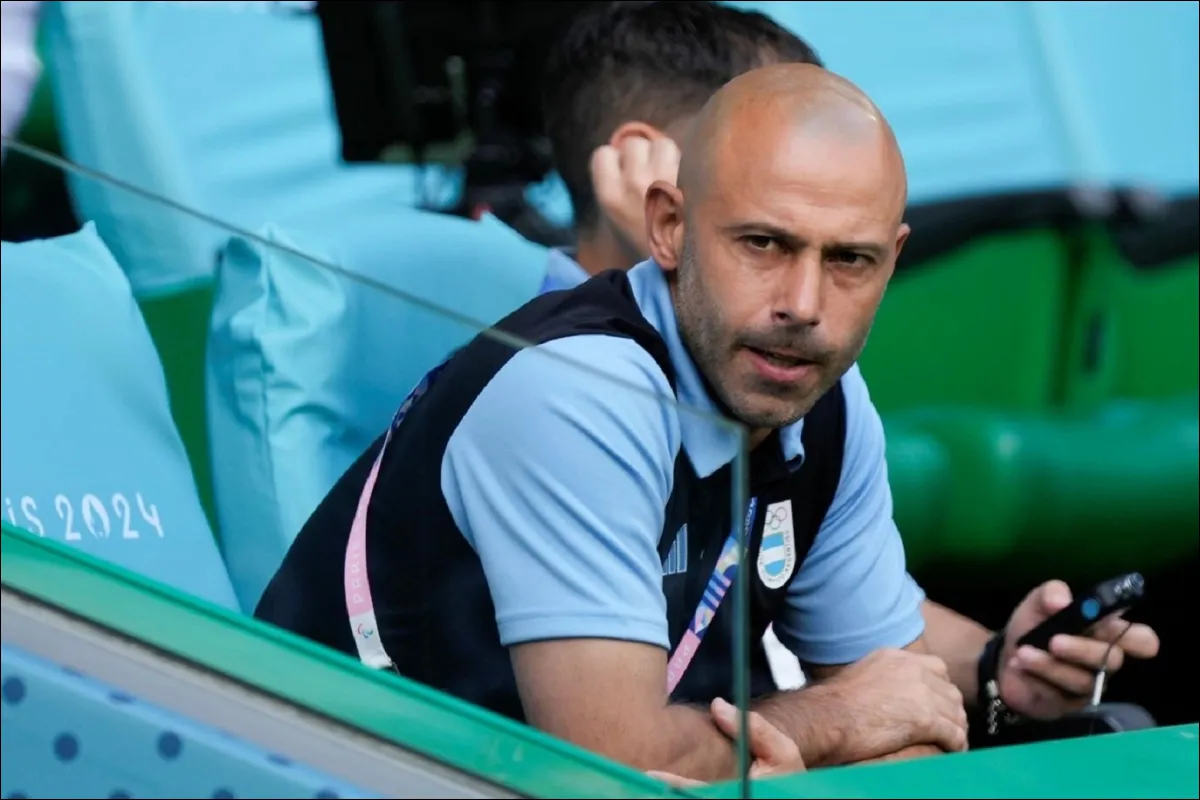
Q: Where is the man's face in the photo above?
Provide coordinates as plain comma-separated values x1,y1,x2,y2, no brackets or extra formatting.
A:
667,125,908,431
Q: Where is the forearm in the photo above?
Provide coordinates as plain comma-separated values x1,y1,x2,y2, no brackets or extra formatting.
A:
752,684,850,767
920,599,992,706
651,704,743,781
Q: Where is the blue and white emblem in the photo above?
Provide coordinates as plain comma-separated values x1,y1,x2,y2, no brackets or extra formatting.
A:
757,500,796,590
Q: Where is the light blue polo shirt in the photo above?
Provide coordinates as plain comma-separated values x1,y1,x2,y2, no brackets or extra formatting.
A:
440,259,926,665
538,247,592,293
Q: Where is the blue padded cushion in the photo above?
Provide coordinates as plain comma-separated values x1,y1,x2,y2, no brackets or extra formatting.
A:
0,225,239,610
42,0,454,296
728,1,1198,201
207,209,547,610
728,0,1073,204
1025,1,1198,195
0,644,374,798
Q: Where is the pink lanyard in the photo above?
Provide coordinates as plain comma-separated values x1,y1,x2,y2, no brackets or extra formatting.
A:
344,368,757,695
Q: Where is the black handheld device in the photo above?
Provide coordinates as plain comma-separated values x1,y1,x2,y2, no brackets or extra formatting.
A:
1016,572,1145,652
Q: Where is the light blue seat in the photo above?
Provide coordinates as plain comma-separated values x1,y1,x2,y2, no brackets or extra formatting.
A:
41,0,453,296
0,226,239,610
207,209,547,610
728,0,1075,204
728,1,1198,202
1027,1,1199,196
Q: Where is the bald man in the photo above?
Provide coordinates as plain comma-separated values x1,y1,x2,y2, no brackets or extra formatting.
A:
596,58,1162,766
257,64,1158,783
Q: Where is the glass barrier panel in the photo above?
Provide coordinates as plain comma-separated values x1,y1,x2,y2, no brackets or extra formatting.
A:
0,138,755,797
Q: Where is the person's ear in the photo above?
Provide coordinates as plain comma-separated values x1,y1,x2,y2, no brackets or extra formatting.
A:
608,120,669,149
891,222,911,270
645,181,685,272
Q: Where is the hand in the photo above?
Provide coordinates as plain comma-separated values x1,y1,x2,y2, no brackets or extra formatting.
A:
999,580,1160,720
647,698,806,787
822,648,968,763
590,135,681,258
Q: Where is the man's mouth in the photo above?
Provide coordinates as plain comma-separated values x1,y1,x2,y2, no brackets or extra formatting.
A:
745,347,816,369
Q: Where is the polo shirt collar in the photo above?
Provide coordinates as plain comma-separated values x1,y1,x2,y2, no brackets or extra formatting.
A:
625,261,806,478
543,247,591,291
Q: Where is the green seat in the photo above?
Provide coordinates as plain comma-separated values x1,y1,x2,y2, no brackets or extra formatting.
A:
1106,197,1200,400
860,194,1075,414
893,400,1198,580
1112,256,1200,399
1058,205,1199,409
882,419,951,574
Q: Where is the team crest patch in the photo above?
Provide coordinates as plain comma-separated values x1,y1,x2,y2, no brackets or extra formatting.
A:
757,500,797,590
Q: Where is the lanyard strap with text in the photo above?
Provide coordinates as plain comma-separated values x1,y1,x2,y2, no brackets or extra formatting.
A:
344,364,445,670
665,497,757,696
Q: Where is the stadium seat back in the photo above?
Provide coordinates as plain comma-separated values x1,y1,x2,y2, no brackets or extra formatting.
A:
42,0,439,295
207,209,547,609
0,226,238,609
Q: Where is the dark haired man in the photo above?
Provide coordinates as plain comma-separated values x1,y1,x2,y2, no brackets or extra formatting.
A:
539,0,823,291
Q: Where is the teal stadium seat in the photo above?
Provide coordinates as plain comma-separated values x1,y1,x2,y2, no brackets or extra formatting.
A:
206,209,547,610
40,0,447,296
1024,1,1198,197
41,0,457,530
0,226,239,610
39,0,577,291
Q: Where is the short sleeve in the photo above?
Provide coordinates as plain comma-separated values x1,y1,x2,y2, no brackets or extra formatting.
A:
440,335,682,649
773,365,926,665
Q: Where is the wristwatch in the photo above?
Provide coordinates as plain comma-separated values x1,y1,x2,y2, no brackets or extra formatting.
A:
977,630,1024,736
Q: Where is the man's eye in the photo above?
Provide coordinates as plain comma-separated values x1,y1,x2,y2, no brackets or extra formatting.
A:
832,251,871,267
744,235,776,251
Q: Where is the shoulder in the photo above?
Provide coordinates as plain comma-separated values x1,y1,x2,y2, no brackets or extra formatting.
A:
839,363,885,463
466,333,680,443
445,334,683,500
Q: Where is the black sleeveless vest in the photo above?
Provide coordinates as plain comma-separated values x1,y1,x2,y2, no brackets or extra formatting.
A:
257,270,846,720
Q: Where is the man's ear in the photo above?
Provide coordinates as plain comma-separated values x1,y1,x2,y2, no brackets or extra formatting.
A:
892,222,911,266
645,181,685,272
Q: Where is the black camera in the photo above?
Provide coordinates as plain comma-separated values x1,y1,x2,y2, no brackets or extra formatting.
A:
315,1,597,245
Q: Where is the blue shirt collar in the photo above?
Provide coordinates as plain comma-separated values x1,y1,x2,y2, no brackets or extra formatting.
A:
625,261,806,478
541,247,592,293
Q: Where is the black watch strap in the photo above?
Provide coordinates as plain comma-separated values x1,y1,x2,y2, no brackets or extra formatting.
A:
978,630,1023,736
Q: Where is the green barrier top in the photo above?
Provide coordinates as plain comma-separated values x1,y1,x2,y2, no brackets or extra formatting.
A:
697,724,1200,799
0,524,682,799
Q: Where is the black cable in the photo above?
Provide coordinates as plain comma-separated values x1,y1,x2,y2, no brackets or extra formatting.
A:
1087,619,1136,735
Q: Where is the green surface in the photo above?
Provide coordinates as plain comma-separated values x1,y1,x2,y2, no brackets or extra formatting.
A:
138,282,220,537
1111,257,1200,400
0,524,684,800
1057,226,1123,412
867,223,1198,579
1062,225,1199,408
890,397,1199,577
698,725,1200,799
860,230,1068,413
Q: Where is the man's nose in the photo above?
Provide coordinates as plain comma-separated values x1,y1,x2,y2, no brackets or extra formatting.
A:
772,254,822,327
